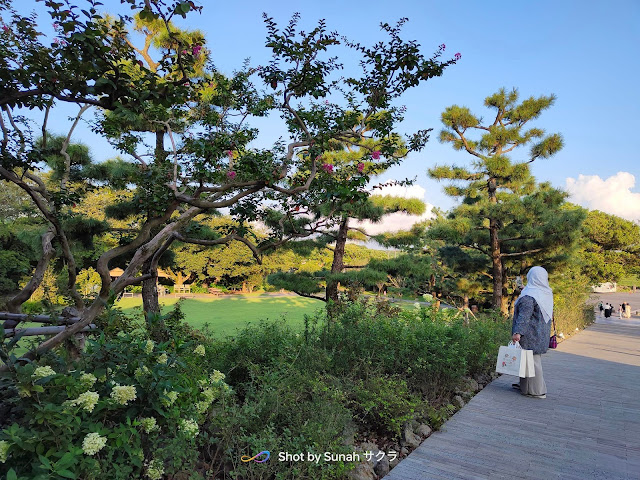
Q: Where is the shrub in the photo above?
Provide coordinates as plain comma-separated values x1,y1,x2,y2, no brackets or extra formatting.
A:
0,307,230,480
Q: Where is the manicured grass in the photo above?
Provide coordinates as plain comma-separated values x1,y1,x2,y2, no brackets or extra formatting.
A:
116,294,323,338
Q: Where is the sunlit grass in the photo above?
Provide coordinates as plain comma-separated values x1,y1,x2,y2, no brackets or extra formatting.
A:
116,294,323,337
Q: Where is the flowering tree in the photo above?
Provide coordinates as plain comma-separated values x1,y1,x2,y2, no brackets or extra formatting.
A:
0,0,458,365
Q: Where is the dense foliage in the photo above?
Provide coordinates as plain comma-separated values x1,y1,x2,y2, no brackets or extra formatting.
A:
1,301,510,479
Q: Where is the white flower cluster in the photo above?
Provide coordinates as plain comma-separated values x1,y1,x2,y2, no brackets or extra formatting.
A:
110,384,137,405
194,344,206,356
156,353,168,364
68,391,100,413
178,418,199,438
146,459,164,480
210,370,225,383
79,372,97,390
161,390,178,407
135,366,150,379
32,366,56,380
82,432,107,455
139,417,159,434
0,440,10,463
144,339,155,354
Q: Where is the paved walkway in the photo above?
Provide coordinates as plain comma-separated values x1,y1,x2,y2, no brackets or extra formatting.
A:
386,315,640,480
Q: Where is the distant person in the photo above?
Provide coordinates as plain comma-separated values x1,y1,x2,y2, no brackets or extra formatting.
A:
619,304,624,319
511,266,553,399
598,302,603,316
624,302,632,318
604,303,612,318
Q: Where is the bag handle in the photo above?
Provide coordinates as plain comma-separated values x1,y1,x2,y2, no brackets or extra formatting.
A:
551,315,556,335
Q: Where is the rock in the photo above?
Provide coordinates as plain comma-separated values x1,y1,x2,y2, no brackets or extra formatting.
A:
477,383,483,391
349,462,376,480
389,454,401,468
375,456,390,478
415,424,432,438
464,377,479,392
358,442,379,454
400,424,421,449
453,395,465,409
400,447,409,456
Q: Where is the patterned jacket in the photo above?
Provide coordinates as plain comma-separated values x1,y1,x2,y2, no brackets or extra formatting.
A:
511,295,552,355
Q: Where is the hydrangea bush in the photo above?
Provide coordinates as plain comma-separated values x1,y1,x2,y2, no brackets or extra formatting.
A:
0,310,232,480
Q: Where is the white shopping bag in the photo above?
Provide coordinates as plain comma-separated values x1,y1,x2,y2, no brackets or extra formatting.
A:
495,341,535,377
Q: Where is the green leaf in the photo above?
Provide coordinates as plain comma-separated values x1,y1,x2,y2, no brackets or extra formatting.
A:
57,470,77,479
39,453,52,469
7,469,17,480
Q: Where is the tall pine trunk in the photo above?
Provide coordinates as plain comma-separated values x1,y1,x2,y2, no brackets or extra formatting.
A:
488,177,505,314
326,217,349,303
141,128,167,317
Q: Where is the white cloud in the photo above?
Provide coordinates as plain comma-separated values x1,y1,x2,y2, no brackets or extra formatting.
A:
352,180,436,235
565,172,640,222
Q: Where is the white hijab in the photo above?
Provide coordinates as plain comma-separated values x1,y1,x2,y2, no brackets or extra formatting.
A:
517,266,553,323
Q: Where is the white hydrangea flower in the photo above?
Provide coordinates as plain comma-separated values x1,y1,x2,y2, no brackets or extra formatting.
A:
178,418,199,438
210,370,225,383
157,353,168,364
195,400,210,414
139,417,158,434
201,387,217,404
82,432,107,455
146,459,164,480
0,440,10,464
68,391,100,413
32,366,56,380
161,390,178,407
134,366,150,379
144,339,155,354
194,344,206,356
79,372,97,390
110,384,137,405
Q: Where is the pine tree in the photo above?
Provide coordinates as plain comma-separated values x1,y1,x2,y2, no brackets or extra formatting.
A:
429,88,584,313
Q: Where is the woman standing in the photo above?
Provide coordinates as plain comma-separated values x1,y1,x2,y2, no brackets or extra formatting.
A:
511,266,553,399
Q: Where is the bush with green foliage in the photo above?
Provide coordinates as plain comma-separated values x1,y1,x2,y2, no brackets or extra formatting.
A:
0,306,231,480
1,299,511,479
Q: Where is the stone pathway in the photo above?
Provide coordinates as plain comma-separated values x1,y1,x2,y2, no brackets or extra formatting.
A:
385,316,640,480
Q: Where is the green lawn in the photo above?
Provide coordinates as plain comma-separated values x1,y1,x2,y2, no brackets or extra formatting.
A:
116,294,323,338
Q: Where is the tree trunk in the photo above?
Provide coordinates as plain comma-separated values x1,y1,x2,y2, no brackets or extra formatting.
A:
142,258,160,317
326,217,349,303
5,229,55,322
488,177,505,313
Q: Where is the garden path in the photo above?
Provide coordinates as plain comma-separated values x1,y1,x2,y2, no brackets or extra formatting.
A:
385,314,640,479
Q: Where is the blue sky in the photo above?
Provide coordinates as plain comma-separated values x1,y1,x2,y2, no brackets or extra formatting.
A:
14,0,640,220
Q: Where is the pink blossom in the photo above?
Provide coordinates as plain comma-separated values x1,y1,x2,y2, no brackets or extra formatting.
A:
316,155,323,161
227,150,233,158
325,100,329,105
322,163,334,173
454,52,461,60
2,25,9,33
192,45,202,55
357,163,365,173
371,150,381,160
439,43,446,50
53,38,60,44
227,170,236,179
182,50,188,55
